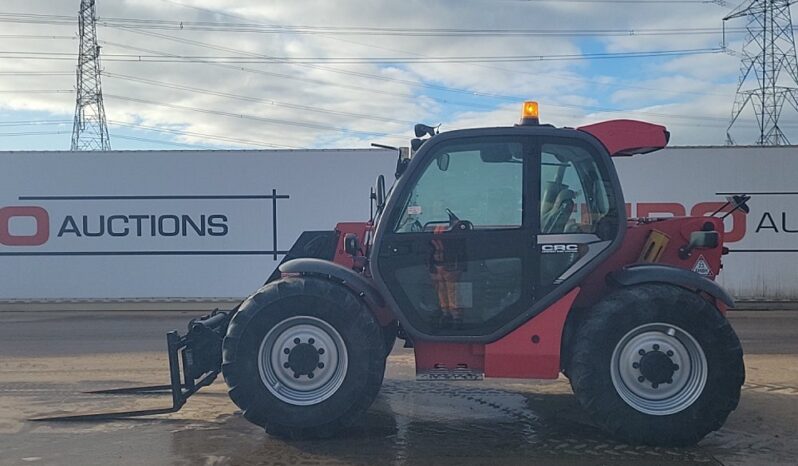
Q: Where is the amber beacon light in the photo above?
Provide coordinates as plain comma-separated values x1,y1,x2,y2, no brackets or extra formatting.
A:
520,101,540,126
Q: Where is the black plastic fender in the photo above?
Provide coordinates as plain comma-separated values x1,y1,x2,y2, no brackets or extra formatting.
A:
609,264,735,308
278,258,385,310
266,230,339,283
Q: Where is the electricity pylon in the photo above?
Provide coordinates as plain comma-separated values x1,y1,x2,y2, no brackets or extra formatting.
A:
725,0,798,145
71,0,111,151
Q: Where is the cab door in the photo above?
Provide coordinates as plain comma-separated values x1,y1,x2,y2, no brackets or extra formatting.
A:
536,140,620,294
375,136,536,337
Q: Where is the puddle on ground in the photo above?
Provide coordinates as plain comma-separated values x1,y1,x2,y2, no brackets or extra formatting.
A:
165,381,719,465
3,380,795,465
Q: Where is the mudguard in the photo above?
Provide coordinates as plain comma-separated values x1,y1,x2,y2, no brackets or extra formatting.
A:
609,264,735,308
266,230,339,283
278,258,386,311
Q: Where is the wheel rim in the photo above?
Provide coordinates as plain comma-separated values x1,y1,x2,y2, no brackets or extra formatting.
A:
258,316,348,406
610,323,707,416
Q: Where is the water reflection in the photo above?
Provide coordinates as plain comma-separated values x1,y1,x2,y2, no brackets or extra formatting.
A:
168,381,712,465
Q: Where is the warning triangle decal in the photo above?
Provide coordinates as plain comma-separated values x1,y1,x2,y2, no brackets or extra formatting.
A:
692,255,712,277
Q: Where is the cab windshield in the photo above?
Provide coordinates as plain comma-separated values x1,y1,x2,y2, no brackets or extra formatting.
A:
394,140,524,233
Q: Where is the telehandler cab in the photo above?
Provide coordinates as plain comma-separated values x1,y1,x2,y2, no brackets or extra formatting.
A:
39,102,747,447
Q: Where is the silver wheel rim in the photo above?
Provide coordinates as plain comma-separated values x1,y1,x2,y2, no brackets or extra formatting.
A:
258,316,348,406
610,323,707,416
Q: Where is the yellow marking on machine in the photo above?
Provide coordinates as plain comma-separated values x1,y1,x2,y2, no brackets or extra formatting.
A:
639,230,670,263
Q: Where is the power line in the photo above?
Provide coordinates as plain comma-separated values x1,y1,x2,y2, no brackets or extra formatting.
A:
101,67,730,124
95,36,737,128
0,47,725,63
0,114,770,138
89,30,745,120
0,9,738,143
0,13,73,20
0,45,737,134
107,120,304,149
0,8,733,99
0,7,734,101
101,72,418,126
95,22,743,38
0,71,74,76
92,25,742,37
98,34,456,104
0,130,71,136
103,94,401,138
0,12,747,37
104,5,740,125
513,0,723,3
149,2,732,101
111,133,212,148
97,43,735,126
0,34,74,39
123,0,737,107
0,119,304,148
0,120,72,127
295,15,733,100
0,90,72,93
98,34,526,128
104,28,471,99
100,69,738,127
0,118,303,148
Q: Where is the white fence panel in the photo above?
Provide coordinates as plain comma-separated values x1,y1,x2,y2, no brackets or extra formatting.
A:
0,150,395,301
1,145,795,303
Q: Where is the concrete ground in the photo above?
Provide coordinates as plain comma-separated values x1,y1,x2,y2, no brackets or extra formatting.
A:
0,310,795,466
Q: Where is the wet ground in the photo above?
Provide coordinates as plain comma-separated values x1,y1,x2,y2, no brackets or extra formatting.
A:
0,310,796,465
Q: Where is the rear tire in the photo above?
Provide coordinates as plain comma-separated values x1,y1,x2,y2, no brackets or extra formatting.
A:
222,277,386,439
568,284,744,446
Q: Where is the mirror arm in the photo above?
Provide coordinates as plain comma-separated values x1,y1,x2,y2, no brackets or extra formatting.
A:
720,194,751,219
709,201,732,217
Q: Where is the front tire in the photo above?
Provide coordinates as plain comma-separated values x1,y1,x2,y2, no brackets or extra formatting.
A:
569,284,744,446
222,277,386,438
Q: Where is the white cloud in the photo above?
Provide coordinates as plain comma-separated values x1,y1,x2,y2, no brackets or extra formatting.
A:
0,0,790,149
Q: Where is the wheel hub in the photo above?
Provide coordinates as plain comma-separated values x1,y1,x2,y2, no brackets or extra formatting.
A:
610,323,707,416
287,342,321,376
638,350,677,385
258,316,348,406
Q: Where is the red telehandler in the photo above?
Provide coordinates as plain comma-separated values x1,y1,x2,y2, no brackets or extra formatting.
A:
39,102,748,447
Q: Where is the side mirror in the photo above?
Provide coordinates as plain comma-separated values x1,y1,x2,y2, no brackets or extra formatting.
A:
690,230,720,249
436,153,449,171
415,123,437,138
411,138,424,153
344,233,359,256
679,231,720,259
376,175,386,212
726,195,751,214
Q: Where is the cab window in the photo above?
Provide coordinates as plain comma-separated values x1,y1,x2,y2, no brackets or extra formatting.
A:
539,142,618,286
394,140,524,233
540,143,616,236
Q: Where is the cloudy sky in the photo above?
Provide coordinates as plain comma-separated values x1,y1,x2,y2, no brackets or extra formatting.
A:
0,0,790,151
